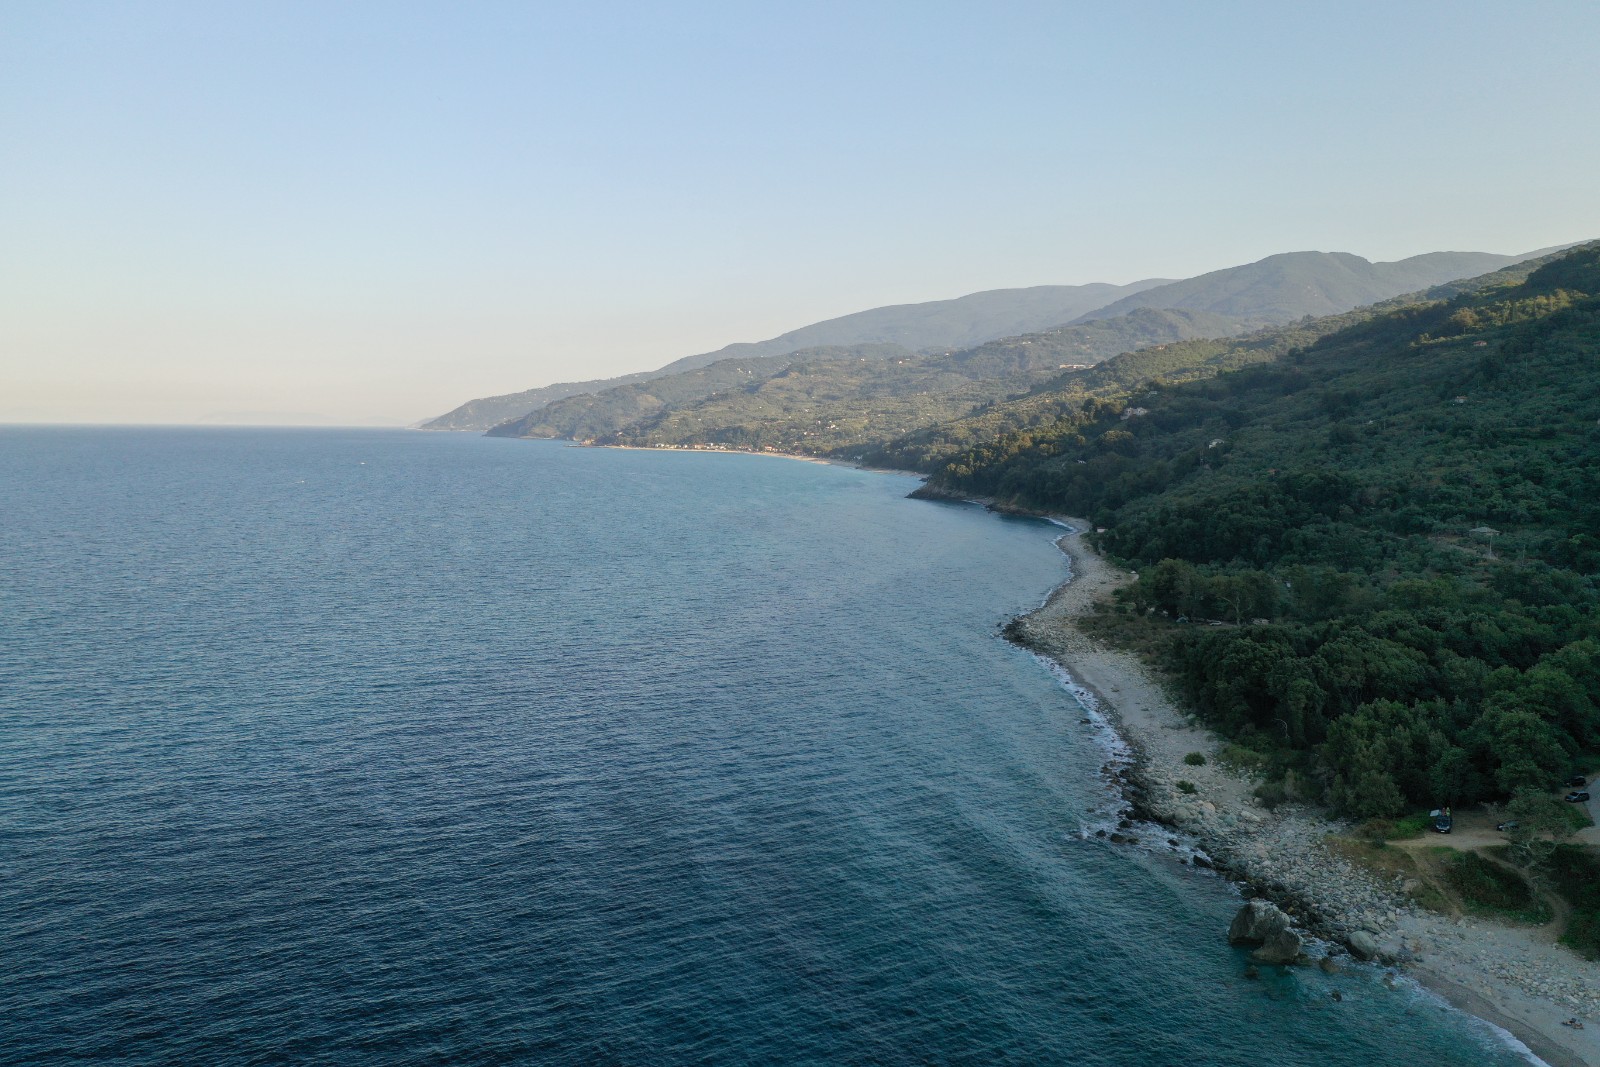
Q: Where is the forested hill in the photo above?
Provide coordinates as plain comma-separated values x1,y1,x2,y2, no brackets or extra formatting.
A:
484,249,1573,464
419,371,662,432
543,307,1252,452
867,254,1569,472
426,246,1553,434
928,244,1600,819
486,343,913,442
421,278,1169,431
1073,249,1541,326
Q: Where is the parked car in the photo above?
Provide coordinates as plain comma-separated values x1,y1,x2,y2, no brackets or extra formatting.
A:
1430,808,1453,833
1568,775,1588,787
1564,791,1591,803
1496,821,1520,832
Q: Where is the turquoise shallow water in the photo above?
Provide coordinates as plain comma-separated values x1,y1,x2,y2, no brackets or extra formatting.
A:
0,428,1531,1065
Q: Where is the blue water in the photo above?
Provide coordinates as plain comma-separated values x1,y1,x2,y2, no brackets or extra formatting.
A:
0,428,1529,1066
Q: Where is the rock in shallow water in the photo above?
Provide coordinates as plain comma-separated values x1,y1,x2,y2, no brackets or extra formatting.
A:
1228,900,1284,944
1227,900,1303,965
1255,927,1303,965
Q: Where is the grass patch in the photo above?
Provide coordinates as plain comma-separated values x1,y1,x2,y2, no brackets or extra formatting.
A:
1079,606,1174,658
1433,848,1550,925
1547,845,1600,960
1355,813,1432,842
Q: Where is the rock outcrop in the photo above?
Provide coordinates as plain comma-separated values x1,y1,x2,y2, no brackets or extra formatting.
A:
1228,900,1304,964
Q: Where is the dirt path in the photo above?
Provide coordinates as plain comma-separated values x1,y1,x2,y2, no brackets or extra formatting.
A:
1474,850,1574,940
1386,813,1573,942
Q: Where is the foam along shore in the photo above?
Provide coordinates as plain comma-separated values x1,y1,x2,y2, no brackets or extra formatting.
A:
1011,518,1600,1067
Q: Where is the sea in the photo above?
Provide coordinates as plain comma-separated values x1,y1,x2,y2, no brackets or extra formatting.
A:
0,427,1536,1066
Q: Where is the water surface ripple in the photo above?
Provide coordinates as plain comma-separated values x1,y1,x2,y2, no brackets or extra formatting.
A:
0,429,1527,1065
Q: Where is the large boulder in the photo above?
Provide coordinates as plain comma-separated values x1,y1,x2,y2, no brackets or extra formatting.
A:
1228,900,1285,944
1254,925,1303,965
1228,900,1303,964
1348,929,1381,962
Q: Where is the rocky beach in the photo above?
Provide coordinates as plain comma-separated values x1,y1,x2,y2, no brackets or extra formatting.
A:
1011,519,1600,1067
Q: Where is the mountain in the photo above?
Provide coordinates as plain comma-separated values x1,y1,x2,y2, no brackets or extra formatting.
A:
497,247,1563,455
581,307,1255,454
920,242,1600,828
490,343,914,442
430,246,1556,434
869,251,1579,473
422,278,1171,432
1072,250,1542,327
419,371,663,433
687,280,1171,356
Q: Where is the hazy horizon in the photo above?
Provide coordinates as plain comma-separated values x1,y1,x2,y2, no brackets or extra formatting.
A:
4,2,1598,426
8,242,1577,429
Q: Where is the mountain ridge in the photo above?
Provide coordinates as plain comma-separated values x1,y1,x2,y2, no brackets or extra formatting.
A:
1071,250,1532,326
581,307,1257,453
422,278,1171,431
492,247,1564,454
429,244,1571,437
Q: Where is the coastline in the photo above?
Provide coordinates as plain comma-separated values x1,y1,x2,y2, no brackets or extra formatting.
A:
583,441,930,478
1012,518,1599,1067
517,436,1600,1064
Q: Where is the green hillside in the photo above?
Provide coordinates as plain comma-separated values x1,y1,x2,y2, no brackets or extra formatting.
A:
868,256,1568,472
925,245,1600,818
427,247,1549,434
422,278,1167,432
487,344,912,441
418,370,661,432
594,308,1251,454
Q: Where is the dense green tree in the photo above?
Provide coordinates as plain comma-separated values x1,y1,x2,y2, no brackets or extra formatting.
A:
930,243,1600,817
1503,789,1578,873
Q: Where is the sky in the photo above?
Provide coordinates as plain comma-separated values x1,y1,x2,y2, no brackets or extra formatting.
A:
3,1,1598,426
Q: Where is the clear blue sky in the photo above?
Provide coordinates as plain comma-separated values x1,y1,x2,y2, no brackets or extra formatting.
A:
3,0,1597,424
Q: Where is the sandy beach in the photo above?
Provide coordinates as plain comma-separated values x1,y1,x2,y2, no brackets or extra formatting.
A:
1015,518,1600,1067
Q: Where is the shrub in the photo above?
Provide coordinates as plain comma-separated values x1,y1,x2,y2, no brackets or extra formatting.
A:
1184,752,1207,766
1176,780,1198,794
1390,813,1434,839
1560,803,1594,832
1355,818,1395,842
1255,781,1289,809
1218,744,1268,773
1440,850,1550,924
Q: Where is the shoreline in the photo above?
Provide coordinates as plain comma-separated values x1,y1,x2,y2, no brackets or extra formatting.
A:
581,441,930,479
506,437,931,479
1011,517,1598,1067
525,438,1597,1064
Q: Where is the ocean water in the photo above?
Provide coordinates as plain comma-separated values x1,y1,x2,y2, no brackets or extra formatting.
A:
0,428,1531,1066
